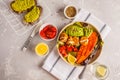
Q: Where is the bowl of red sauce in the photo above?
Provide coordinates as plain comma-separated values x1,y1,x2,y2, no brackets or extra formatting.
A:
39,23,58,41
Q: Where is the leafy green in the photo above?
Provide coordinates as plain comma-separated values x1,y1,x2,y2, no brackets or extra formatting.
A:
73,22,83,27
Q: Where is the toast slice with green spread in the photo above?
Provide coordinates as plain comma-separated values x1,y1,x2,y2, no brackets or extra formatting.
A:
10,0,42,25
10,0,36,14
23,6,42,24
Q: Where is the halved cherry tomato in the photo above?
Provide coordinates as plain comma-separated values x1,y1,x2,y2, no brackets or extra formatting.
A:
40,25,57,39
66,45,73,52
59,46,67,57
40,30,47,39
73,47,78,52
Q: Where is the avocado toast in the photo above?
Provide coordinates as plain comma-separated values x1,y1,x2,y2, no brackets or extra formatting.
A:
10,0,36,14
10,0,42,25
24,6,42,24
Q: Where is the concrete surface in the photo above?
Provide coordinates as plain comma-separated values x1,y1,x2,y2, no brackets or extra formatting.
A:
0,0,120,80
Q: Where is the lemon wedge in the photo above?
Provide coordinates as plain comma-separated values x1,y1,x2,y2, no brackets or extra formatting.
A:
35,43,49,56
67,54,76,65
96,65,107,77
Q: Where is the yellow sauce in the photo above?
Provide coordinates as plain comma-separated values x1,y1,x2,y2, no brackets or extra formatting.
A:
35,43,49,56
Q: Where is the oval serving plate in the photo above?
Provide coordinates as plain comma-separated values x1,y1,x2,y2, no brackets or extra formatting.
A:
57,21,103,66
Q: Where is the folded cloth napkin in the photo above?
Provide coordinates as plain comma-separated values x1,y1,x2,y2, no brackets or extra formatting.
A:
42,9,111,80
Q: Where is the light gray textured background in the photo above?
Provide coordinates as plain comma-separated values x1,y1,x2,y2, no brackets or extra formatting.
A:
0,0,120,80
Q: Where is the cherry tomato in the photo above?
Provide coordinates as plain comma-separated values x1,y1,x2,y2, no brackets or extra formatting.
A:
59,46,67,57
73,47,78,52
40,25,57,39
66,46,73,52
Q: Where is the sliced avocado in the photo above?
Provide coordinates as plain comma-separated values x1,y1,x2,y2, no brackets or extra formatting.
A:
11,0,35,13
24,6,42,23
84,27,93,37
65,25,84,36
73,22,83,27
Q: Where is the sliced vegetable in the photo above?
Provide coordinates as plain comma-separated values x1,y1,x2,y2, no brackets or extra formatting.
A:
76,44,88,62
76,32,98,64
67,54,77,65
40,25,57,39
68,52,77,57
58,41,64,46
85,32,98,56
73,22,83,27
66,45,73,52
72,47,78,52
59,46,67,57
100,40,104,46
84,27,93,37
65,25,84,36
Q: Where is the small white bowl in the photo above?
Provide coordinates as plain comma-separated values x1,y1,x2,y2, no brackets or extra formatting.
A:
39,23,58,41
90,62,110,80
35,42,49,56
64,5,78,19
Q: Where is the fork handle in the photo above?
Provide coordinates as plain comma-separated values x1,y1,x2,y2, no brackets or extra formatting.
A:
22,36,32,51
78,63,88,79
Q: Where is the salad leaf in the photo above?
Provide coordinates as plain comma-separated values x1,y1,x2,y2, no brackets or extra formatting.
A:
73,22,83,27
58,41,64,46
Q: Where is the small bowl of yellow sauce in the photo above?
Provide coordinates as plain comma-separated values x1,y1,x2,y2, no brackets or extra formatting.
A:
35,43,49,56
64,5,78,19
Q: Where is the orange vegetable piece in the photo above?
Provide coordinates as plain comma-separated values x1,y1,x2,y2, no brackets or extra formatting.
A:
76,32,98,64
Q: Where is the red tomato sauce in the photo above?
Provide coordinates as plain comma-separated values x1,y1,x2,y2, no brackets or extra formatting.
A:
40,25,57,39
